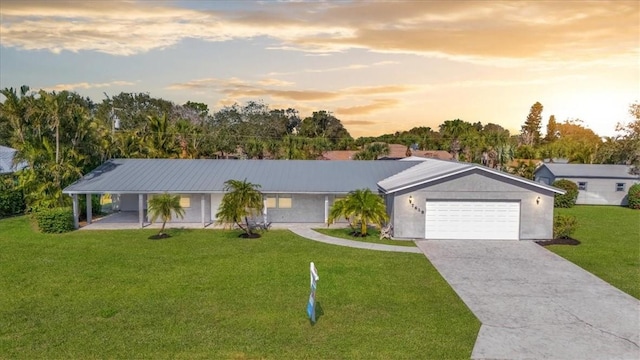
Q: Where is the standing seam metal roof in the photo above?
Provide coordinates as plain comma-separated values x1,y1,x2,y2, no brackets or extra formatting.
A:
377,158,564,194
536,163,637,179
62,159,422,194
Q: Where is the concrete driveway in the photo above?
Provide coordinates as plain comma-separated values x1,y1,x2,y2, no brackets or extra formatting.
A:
417,240,640,360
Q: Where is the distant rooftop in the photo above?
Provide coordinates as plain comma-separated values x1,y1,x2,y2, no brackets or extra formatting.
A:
537,163,637,179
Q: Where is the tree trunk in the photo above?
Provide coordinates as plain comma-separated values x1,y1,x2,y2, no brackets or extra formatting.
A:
160,220,166,235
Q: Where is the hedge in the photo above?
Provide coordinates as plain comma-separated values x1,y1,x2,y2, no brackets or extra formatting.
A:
628,183,640,210
33,207,75,233
0,175,26,217
554,214,578,239
553,179,579,208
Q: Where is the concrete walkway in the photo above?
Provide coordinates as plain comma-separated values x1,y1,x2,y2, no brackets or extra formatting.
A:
417,240,640,360
288,225,422,253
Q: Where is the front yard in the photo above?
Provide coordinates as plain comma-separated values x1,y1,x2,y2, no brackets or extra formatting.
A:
550,206,640,299
0,216,479,359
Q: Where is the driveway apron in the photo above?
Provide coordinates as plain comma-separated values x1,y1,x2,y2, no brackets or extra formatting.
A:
416,240,640,360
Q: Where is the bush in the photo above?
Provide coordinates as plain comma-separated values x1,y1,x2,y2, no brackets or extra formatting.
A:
79,194,103,220
553,179,579,208
628,183,640,209
554,214,578,239
0,175,26,217
34,207,75,233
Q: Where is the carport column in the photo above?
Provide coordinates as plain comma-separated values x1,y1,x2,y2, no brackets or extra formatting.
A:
201,194,206,228
263,198,268,223
138,194,144,228
71,194,79,229
324,195,329,224
86,194,92,224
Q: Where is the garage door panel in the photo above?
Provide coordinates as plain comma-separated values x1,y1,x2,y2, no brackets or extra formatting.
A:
425,201,520,240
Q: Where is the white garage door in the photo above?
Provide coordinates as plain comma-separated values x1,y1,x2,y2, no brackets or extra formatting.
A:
425,201,520,240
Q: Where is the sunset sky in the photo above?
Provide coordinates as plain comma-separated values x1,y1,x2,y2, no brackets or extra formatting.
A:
0,0,638,138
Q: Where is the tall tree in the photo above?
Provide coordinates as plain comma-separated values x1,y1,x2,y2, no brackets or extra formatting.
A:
544,115,558,143
216,179,264,237
298,110,351,145
439,119,472,160
327,188,389,236
521,102,543,146
147,193,185,237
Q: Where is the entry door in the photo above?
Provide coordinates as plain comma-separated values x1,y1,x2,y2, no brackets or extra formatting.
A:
425,201,520,240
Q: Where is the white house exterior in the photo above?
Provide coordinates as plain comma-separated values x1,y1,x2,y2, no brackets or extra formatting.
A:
534,163,639,206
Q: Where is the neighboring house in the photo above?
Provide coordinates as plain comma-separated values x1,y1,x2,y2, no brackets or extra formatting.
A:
534,163,639,206
63,158,563,240
321,144,453,161
0,145,28,175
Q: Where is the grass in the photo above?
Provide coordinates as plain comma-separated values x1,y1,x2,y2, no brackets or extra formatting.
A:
314,227,417,247
0,216,479,359
550,206,640,299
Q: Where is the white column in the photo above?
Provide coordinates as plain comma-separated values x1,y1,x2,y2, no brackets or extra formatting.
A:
263,198,268,223
211,194,215,222
324,195,329,224
86,195,92,224
72,194,79,229
138,194,144,228
201,194,206,228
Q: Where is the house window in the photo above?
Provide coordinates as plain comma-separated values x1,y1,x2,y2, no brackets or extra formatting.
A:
278,195,292,209
577,182,587,191
265,196,277,208
616,183,625,192
179,195,191,208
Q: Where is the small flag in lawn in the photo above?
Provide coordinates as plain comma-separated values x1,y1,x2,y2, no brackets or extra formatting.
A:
307,262,319,323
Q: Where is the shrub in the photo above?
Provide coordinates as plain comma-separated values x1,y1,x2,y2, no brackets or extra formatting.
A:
628,183,640,209
554,214,578,239
0,174,26,217
34,207,74,233
553,179,579,208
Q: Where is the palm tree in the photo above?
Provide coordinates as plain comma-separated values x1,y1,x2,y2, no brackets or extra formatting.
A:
147,193,185,237
216,179,264,237
327,188,389,236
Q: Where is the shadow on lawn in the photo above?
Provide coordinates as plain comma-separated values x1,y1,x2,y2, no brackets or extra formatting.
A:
148,228,194,240
310,302,325,326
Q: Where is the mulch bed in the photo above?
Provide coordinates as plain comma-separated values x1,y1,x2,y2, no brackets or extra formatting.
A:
239,233,261,239
148,233,171,240
535,237,581,246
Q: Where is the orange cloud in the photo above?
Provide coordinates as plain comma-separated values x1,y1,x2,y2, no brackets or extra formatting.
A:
336,99,401,115
0,0,635,63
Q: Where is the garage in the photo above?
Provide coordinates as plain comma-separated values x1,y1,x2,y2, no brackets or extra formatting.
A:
425,201,520,240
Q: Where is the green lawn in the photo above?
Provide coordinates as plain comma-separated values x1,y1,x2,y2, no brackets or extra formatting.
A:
551,206,640,299
314,227,417,247
0,216,479,359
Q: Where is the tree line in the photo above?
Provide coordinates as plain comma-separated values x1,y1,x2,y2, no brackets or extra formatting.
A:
1,86,638,212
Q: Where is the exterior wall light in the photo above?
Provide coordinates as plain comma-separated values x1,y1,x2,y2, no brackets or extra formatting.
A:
536,196,541,205
409,195,413,204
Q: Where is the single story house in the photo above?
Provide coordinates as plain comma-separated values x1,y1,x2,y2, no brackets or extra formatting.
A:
534,163,639,206
0,145,28,174
63,158,563,240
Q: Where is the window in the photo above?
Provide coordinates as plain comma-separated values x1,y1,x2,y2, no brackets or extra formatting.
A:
278,195,292,208
265,196,277,208
179,195,191,208
616,183,625,192
577,182,587,191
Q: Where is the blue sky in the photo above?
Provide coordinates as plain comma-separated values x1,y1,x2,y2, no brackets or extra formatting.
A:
1,0,638,137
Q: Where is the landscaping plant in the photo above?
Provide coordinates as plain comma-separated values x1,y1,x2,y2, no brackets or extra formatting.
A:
628,183,640,209
33,207,74,233
552,179,578,208
215,179,264,238
327,188,388,236
553,214,578,239
147,193,185,238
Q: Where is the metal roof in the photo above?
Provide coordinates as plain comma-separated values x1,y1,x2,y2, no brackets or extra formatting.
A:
378,158,565,194
62,159,422,194
536,163,638,179
0,145,28,174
